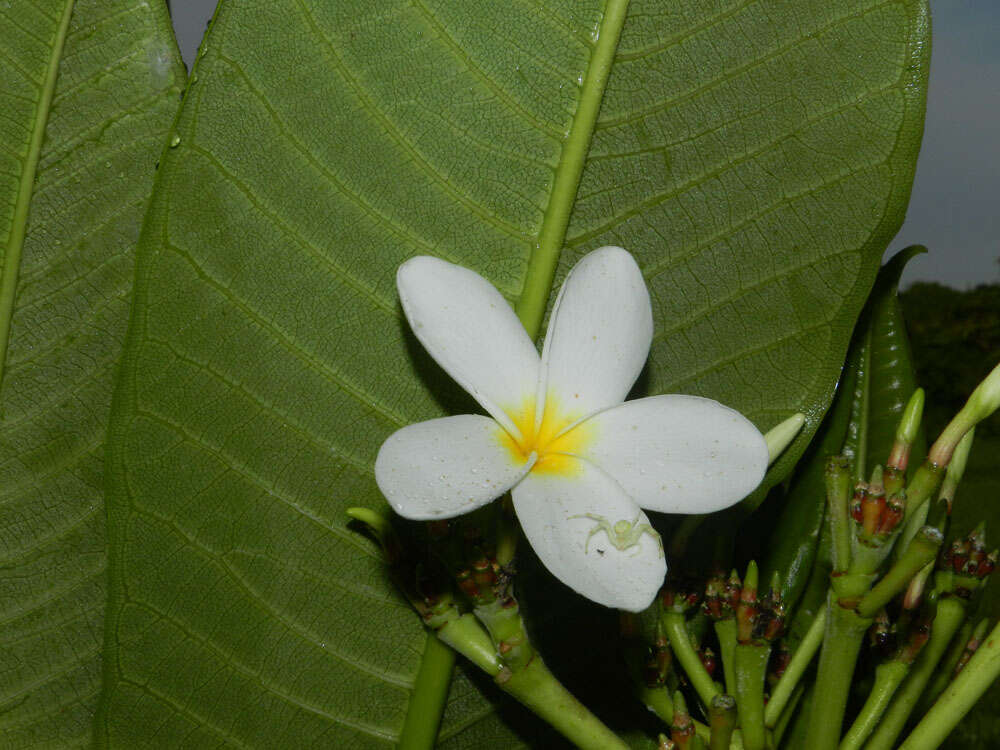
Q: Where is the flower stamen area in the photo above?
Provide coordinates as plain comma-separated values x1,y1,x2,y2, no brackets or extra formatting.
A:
498,394,593,475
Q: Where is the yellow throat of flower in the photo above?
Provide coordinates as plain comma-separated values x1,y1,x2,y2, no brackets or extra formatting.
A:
499,394,593,475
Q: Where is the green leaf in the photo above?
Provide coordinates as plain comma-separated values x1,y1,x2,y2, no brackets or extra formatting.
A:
775,246,924,636
843,244,927,477
0,0,183,744
760,345,856,617
99,0,929,745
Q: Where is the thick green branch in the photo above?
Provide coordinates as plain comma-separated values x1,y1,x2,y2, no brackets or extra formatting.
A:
804,593,871,750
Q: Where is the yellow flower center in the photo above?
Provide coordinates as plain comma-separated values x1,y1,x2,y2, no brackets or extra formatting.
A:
498,394,593,475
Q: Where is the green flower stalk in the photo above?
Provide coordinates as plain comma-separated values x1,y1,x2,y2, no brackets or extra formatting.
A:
952,618,991,678
938,427,975,509
840,613,932,750
764,607,825,727
707,694,737,750
703,569,741,695
662,608,719,708
347,508,628,750
927,361,1000,467
900,615,1000,750
866,597,967,750
826,456,853,572
919,618,985,711
732,562,781,750
856,526,943,618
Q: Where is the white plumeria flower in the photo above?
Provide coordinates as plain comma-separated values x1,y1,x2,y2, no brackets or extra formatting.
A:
375,247,768,611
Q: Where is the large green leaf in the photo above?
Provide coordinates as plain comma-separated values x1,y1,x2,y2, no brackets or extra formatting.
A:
99,0,929,745
0,0,184,745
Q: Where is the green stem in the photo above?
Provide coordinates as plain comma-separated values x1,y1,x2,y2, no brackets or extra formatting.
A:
663,611,719,708
436,614,499,673
733,643,770,750
708,694,738,750
501,657,629,750
839,660,908,750
494,496,518,568
765,607,826,727
441,606,628,748
640,686,727,748
865,597,966,750
398,634,455,750
826,457,853,573
918,619,974,712
856,527,942,618
901,461,946,522
714,619,738,695
804,593,871,750
772,683,805,748
474,597,533,671
638,684,674,723
900,617,1000,750
513,0,630,338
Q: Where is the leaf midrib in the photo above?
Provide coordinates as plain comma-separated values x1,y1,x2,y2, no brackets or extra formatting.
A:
0,0,75,390
514,0,631,339
399,1,633,746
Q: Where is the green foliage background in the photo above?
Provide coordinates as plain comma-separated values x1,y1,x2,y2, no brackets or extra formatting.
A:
0,0,941,746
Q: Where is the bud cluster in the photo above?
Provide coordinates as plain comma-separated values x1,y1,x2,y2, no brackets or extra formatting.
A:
849,467,905,545
660,577,703,614
702,570,741,621
734,563,785,644
938,525,998,598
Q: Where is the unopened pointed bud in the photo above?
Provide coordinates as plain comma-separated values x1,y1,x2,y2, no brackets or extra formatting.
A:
888,388,925,471
929,361,1000,466
903,561,934,610
737,561,760,643
939,428,975,509
765,412,806,465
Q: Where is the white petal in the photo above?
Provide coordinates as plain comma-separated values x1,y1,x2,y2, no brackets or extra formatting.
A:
398,257,539,437
375,415,534,520
536,247,652,428
578,395,768,514
512,457,666,611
